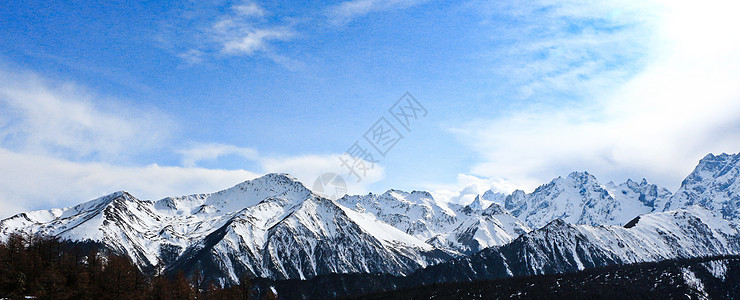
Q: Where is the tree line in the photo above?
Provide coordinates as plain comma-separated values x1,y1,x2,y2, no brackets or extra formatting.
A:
0,233,276,300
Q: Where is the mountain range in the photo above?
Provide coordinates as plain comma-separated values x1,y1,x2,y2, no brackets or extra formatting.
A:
1,152,740,289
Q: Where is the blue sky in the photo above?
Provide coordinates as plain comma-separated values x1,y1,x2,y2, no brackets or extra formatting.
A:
2,0,740,217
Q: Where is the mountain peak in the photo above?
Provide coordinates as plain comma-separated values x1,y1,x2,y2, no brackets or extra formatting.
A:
567,170,591,177
505,171,671,228
86,190,137,208
164,173,317,214
111,190,127,197
482,201,506,215
381,189,436,204
667,152,740,220
112,190,138,200
480,190,506,206
564,171,598,183
701,152,737,161
695,152,739,172
409,190,433,198
232,173,311,193
683,152,740,185
538,218,572,232
622,178,653,189
468,195,484,210
252,173,301,185
384,188,408,195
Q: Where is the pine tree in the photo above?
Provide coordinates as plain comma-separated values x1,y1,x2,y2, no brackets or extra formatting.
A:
172,271,194,300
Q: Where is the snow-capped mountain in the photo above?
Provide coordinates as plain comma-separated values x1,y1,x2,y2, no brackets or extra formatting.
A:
166,194,447,284
470,190,506,209
500,171,672,228
415,206,740,283
0,191,167,268
0,174,449,284
605,178,673,213
437,202,530,254
666,153,740,223
336,190,530,254
3,152,740,288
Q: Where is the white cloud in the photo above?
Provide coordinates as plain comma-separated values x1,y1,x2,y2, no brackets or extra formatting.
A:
0,135,384,218
427,174,518,205
261,154,384,196
220,27,294,55
0,64,382,216
0,66,172,161
0,66,260,218
178,143,259,168
327,0,428,25
173,1,296,65
233,2,265,17
453,0,740,191
178,49,205,64
474,0,659,102
175,143,385,196
0,147,259,219
0,145,384,218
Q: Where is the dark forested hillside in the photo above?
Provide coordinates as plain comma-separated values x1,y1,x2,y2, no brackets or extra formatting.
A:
0,233,276,300
0,233,150,299
353,256,740,299
3,233,740,299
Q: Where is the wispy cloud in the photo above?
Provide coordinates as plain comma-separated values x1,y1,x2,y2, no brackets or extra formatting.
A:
219,27,294,55
0,66,172,161
327,0,428,25
0,147,259,219
211,2,294,55
427,174,516,205
0,65,383,217
178,143,259,168
0,145,384,218
260,154,385,195
452,0,740,192
178,49,206,64
0,65,257,218
166,1,298,67
232,2,265,18
472,0,658,102
176,141,385,195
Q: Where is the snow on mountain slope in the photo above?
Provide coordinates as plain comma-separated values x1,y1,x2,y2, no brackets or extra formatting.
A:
167,195,447,284
605,178,673,220
338,205,432,250
0,191,165,268
0,174,448,283
501,172,671,228
429,202,529,253
336,190,530,254
468,191,505,210
483,190,507,204
504,171,615,228
666,153,740,223
520,206,739,271
3,151,740,285
417,206,740,283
